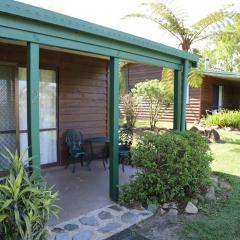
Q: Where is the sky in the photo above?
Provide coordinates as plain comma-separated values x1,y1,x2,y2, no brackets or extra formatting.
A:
18,0,240,50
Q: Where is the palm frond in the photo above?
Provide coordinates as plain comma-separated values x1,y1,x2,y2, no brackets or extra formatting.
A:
122,2,187,42
188,67,204,88
190,4,236,41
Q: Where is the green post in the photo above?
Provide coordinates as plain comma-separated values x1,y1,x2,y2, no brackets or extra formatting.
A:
180,60,189,131
27,42,41,176
173,70,181,130
109,57,119,201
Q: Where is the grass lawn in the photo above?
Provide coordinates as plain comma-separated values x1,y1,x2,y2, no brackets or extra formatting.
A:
180,130,240,240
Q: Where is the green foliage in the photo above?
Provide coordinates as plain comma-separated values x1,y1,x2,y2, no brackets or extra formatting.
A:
202,15,240,72
123,1,236,51
201,110,240,128
121,94,140,128
188,60,205,88
119,70,126,96
132,79,173,129
0,149,59,240
120,131,212,205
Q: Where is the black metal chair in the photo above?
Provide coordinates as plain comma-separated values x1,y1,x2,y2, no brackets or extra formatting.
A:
65,129,88,173
119,128,133,172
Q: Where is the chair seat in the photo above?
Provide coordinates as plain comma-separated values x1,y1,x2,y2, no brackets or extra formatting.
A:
74,151,87,158
119,150,129,157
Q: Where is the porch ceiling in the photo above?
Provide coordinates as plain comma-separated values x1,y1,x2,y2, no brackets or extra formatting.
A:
0,0,199,70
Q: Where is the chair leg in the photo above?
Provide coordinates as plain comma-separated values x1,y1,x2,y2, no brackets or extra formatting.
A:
103,159,106,170
72,158,76,173
65,156,71,169
122,157,125,172
80,156,84,167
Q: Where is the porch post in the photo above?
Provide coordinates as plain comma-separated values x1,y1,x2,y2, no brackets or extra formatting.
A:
27,42,41,177
173,70,181,130
180,60,189,131
109,57,119,201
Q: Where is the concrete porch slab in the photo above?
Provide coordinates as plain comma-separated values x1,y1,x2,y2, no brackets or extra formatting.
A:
43,161,137,225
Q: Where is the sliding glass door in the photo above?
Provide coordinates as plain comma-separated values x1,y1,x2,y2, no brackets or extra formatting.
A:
18,68,57,165
0,63,57,171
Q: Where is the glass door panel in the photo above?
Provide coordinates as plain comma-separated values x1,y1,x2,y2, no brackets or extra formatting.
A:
0,65,17,170
18,68,57,165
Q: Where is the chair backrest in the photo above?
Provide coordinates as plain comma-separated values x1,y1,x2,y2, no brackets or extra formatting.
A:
119,128,133,147
65,129,83,148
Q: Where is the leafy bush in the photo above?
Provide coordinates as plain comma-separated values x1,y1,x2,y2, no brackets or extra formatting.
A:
132,79,173,129
120,131,212,205
0,149,59,240
121,94,140,128
201,110,240,128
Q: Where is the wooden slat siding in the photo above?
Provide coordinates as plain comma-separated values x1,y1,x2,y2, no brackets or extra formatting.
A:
200,76,240,117
0,43,108,165
120,63,201,123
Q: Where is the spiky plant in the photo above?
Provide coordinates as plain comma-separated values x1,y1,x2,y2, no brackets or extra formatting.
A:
0,148,59,240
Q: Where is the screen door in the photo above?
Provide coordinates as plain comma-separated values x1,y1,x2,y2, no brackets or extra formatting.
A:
0,65,17,170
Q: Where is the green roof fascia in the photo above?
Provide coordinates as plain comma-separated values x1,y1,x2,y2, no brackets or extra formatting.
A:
0,0,198,69
204,70,240,80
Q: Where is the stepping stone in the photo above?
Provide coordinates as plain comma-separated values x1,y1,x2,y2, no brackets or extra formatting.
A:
79,216,99,226
109,205,122,212
138,212,150,216
52,227,65,233
98,222,122,233
64,224,79,231
72,230,93,240
121,212,139,224
106,229,149,240
55,232,70,240
98,211,113,220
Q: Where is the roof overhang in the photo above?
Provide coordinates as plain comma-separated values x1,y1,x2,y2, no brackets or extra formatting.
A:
0,0,199,70
204,70,240,82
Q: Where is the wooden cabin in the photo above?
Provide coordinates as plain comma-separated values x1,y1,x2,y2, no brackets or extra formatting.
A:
121,63,240,123
0,0,198,200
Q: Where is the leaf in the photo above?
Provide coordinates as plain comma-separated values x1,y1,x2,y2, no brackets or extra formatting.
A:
0,199,12,211
0,214,7,222
188,67,204,88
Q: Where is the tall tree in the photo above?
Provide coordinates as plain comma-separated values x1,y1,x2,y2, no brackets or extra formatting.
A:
123,2,235,52
202,15,240,72
123,2,236,87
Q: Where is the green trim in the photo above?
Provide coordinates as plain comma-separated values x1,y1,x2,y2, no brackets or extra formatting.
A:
27,42,40,177
0,0,198,63
109,57,119,201
204,70,240,81
173,70,181,130
180,60,189,131
0,25,181,70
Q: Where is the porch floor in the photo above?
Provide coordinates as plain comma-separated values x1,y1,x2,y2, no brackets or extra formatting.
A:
43,160,136,226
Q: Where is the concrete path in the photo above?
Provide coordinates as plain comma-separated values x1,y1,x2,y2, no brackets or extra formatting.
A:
48,204,152,240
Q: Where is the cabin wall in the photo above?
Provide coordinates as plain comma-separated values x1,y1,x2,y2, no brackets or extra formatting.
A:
0,43,108,164
200,76,240,116
121,64,201,124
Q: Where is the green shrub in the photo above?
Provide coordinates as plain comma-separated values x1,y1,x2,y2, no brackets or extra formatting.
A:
201,110,240,128
120,131,213,205
121,94,140,128
0,149,59,240
132,79,173,129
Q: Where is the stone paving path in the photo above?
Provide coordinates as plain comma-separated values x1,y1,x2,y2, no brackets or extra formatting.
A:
48,204,152,240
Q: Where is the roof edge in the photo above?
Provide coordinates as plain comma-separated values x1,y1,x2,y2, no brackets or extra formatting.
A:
0,0,198,63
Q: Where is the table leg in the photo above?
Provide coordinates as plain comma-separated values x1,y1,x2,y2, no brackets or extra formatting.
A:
86,141,93,171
